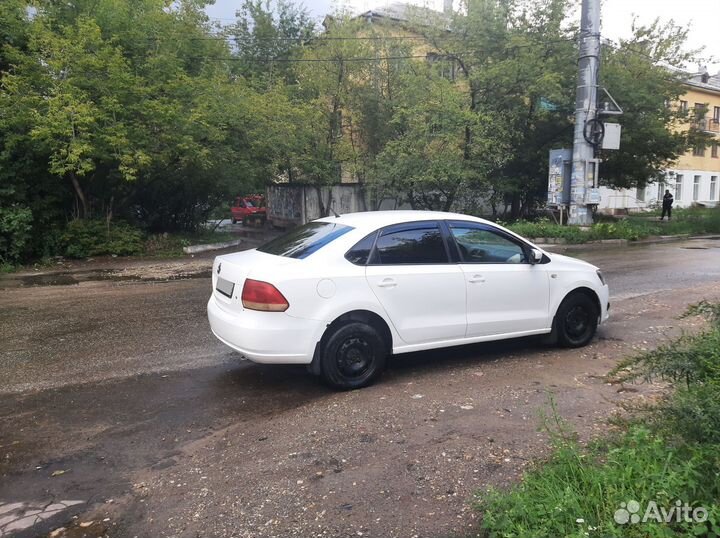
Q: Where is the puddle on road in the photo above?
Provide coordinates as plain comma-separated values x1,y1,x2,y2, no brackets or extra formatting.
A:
20,274,79,286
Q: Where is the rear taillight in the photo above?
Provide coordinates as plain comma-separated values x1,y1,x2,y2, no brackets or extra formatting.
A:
241,279,289,312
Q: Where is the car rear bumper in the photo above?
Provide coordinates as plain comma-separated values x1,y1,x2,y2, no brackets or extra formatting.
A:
207,296,322,364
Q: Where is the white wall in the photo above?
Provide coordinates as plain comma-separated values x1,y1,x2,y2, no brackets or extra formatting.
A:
597,169,720,212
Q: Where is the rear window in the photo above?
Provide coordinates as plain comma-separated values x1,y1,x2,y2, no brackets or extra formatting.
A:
371,225,448,265
257,221,353,259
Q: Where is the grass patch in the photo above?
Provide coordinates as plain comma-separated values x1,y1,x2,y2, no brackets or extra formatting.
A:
506,207,720,243
477,302,720,537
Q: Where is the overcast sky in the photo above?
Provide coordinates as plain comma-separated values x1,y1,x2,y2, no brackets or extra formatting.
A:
205,0,719,71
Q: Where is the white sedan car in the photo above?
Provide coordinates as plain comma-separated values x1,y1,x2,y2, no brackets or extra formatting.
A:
208,211,609,389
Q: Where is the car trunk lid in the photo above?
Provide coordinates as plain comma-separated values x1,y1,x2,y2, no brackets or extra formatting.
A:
212,249,298,312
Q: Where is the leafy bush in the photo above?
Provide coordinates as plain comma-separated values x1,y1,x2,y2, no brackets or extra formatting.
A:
0,204,33,265
61,219,145,258
506,219,587,243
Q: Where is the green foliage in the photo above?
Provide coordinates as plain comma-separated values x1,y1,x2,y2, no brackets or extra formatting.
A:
609,300,720,444
479,426,720,538
600,20,711,189
0,0,706,260
61,219,144,258
0,204,32,264
506,209,720,243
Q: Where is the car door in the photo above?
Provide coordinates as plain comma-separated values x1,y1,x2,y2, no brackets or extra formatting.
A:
446,220,550,337
365,221,467,345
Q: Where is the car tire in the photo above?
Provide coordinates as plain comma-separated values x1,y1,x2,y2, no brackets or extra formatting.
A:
320,322,387,390
554,292,599,348
231,217,237,224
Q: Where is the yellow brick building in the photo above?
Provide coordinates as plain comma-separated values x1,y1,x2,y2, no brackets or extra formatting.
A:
669,72,720,204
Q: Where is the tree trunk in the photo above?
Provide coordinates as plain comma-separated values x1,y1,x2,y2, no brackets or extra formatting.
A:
69,172,88,219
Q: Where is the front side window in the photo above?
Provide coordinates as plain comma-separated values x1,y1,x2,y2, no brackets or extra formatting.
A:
449,224,527,264
371,224,448,265
258,221,352,259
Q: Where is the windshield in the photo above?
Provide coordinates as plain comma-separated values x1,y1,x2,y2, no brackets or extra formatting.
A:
257,221,353,259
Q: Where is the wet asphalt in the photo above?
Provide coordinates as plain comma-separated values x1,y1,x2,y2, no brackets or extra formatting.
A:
0,237,719,537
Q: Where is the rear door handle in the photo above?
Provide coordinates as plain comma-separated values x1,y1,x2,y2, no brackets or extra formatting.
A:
468,274,486,283
377,278,397,288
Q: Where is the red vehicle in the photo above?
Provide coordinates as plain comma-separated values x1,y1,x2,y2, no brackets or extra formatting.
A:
231,195,266,225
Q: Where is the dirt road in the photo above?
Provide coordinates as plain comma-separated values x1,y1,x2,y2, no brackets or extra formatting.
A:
1,238,719,537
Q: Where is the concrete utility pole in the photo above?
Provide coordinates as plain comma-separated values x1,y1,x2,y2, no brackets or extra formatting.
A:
568,0,601,225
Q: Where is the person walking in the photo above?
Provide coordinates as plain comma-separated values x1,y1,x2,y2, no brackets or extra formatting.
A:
660,189,674,220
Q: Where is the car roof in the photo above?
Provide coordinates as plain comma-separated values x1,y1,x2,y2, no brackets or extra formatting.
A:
315,210,491,231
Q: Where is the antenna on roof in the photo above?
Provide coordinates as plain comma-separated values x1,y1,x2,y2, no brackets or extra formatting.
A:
329,207,340,218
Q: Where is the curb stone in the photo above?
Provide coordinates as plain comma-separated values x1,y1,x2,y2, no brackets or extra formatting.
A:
536,233,715,251
183,239,244,254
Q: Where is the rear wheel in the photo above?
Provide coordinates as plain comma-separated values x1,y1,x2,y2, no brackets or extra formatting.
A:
555,293,599,348
231,217,238,224
320,322,386,390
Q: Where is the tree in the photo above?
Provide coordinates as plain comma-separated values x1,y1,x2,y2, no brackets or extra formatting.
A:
600,20,711,189
228,0,316,85
413,0,706,217
372,69,505,211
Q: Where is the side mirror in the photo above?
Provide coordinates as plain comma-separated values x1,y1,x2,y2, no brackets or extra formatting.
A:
529,248,543,265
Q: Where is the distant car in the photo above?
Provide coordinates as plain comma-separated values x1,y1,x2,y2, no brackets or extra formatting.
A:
231,195,266,225
207,211,609,389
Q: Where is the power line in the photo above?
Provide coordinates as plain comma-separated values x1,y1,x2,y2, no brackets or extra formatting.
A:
188,53,462,63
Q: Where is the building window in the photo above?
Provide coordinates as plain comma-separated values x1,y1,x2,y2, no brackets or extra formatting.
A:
679,100,688,112
712,142,719,158
636,187,645,202
657,181,665,201
693,175,701,201
675,175,683,201
711,176,718,201
693,144,706,157
714,106,720,122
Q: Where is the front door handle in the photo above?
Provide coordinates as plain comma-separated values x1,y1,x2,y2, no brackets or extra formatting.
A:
377,278,397,288
468,274,486,283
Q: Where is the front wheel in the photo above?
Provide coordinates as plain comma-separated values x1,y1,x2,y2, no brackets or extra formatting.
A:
554,293,599,348
320,322,387,390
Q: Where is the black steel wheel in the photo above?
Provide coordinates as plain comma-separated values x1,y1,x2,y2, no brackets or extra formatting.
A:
320,322,386,390
555,292,599,348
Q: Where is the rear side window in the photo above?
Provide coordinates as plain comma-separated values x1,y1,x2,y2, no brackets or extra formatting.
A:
371,225,448,265
345,232,377,265
258,222,353,259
